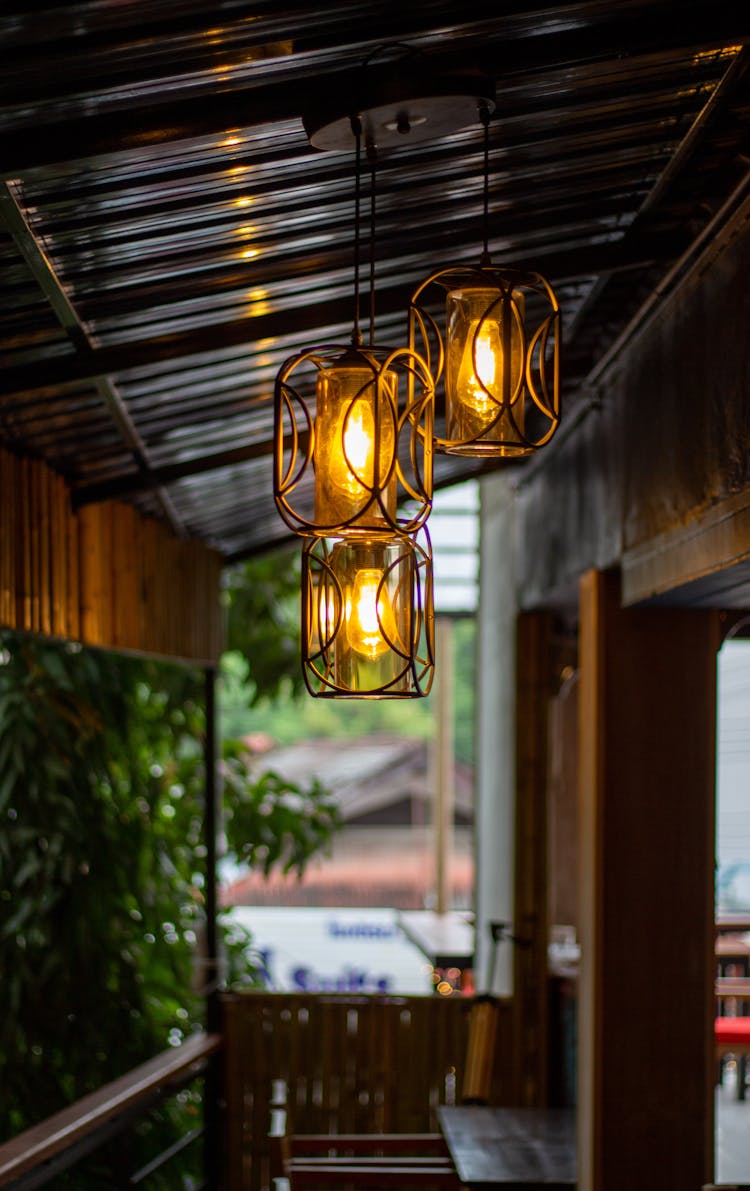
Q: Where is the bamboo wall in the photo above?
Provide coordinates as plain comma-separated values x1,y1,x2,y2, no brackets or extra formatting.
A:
0,448,224,664
221,991,514,1191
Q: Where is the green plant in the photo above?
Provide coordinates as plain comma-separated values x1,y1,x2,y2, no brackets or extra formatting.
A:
0,628,339,1175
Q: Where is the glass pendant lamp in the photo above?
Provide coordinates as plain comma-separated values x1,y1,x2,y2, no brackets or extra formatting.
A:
301,529,434,698
410,104,561,457
274,118,433,537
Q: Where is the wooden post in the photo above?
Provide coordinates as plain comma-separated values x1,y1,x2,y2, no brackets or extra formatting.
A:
577,568,718,1191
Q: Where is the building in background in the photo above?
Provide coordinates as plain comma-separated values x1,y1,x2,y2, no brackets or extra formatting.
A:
223,734,474,910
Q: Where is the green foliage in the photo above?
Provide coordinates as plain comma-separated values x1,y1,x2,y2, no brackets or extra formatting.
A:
0,635,200,1138
224,548,302,703
223,742,341,877
0,628,340,1175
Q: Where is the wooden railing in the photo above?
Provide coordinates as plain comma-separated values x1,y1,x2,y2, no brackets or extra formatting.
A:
221,992,513,1191
0,996,514,1191
0,1032,221,1190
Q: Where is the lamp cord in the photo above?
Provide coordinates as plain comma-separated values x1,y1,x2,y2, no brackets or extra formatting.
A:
351,115,363,347
368,140,377,345
479,103,491,268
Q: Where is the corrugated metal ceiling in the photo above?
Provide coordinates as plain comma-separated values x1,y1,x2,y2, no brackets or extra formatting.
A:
1,1,749,559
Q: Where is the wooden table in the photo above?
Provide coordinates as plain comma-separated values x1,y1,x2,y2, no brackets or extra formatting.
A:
438,1107,576,1189
398,910,474,969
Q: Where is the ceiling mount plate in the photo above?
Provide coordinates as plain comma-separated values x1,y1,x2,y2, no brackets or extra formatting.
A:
304,65,496,152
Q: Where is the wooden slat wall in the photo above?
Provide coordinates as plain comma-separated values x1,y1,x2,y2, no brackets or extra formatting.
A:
0,448,224,664
221,991,514,1191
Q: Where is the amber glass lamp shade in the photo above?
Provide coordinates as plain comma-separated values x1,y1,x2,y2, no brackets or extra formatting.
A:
409,266,560,457
446,286,526,453
301,532,434,698
274,344,433,537
313,352,397,531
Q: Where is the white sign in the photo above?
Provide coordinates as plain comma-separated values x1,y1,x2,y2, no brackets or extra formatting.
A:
228,906,434,995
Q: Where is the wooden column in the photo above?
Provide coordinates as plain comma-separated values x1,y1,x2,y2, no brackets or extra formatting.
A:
577,569,718,1191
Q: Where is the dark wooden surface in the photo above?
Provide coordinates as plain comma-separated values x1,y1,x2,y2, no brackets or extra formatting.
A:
438,1106,576,1189
223,992,515,1191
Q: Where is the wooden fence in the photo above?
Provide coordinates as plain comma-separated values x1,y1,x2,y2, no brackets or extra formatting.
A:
221,991,513,1191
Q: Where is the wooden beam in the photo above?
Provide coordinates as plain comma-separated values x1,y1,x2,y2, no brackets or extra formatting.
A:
0,182,183,534
622,486,750,608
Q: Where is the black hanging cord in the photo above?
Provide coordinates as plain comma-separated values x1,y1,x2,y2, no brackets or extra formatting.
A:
367,140,377,345
479,103,491,267
351,115,363,347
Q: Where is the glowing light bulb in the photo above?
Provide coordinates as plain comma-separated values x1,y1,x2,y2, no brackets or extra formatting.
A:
445,286,526,453
341,405,374,491
458,319,502,413
346,568,395,658
314,355,397,529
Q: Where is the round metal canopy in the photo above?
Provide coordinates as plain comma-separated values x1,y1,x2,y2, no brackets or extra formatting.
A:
304,65,496,152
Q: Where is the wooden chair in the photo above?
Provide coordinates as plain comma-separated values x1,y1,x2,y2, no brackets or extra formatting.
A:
270,1108,460,1190
267,992,498,1190
461,993,500,1105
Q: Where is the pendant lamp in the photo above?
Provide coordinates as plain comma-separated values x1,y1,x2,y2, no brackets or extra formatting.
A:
271,51,499,697
410,104,561,456
301,528,434,698
273,118,433,538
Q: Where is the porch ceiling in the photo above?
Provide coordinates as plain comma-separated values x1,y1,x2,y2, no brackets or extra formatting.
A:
1,2,749,561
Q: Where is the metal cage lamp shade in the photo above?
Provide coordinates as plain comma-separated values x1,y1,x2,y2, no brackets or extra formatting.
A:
274,341,433,536
409,105,561,457
301,528,434,698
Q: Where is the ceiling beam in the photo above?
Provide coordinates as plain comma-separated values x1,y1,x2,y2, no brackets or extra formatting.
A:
0,182,185,533
566,45,750,343
72,438,284,507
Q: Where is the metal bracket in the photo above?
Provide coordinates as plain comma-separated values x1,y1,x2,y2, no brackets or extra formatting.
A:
489,920,532,948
